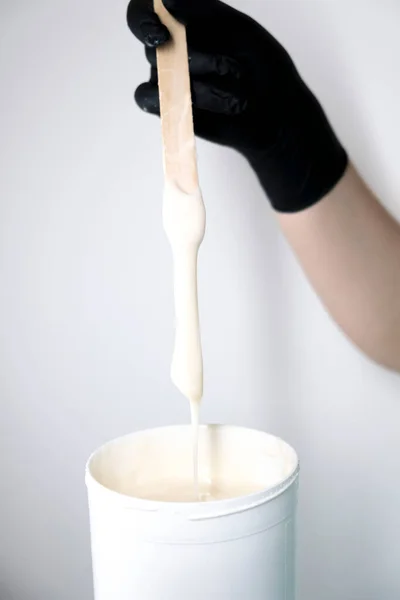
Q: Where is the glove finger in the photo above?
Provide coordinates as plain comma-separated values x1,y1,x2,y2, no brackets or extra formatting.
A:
127,0,170,47
163,0,216,24
145,46,241,79
192,79,247,116
135,73,246,117
135,69,160,114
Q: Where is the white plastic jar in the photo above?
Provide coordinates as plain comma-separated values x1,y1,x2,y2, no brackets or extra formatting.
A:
86,424,299,600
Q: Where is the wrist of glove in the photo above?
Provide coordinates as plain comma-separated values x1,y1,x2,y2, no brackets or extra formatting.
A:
127,0,348,213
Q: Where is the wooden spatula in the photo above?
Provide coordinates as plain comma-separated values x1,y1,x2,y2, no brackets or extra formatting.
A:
154,0,198,194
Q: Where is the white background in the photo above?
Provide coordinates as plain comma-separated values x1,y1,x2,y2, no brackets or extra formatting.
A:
1,1,400,599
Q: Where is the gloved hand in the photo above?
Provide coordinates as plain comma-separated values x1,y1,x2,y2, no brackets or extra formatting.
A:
127,0,348,213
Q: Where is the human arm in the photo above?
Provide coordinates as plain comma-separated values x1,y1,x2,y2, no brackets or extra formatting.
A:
127,0,400,370
279,164,400,371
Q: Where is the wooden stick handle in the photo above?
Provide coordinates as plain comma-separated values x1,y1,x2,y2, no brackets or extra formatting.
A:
154,0,198,194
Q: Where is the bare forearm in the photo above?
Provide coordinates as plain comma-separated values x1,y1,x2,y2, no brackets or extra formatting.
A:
278,164,400,370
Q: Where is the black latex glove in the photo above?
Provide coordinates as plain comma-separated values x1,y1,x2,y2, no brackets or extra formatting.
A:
127,0,348,213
